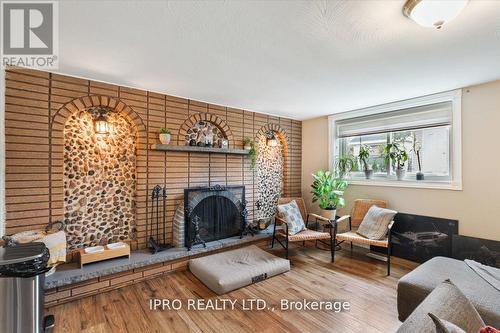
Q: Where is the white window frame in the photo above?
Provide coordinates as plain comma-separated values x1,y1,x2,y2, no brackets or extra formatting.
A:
328,89,462,190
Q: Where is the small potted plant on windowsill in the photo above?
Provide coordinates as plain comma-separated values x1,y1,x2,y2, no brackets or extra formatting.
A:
413,136,424,181
158,128,171,145
336,155,355,180
384,143,408,181
311,170,348,220
358,145,373,179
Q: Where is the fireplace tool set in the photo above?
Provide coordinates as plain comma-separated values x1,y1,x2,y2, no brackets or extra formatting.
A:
147,185,172,254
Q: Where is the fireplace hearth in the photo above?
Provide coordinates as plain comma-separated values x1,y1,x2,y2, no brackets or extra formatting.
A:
184,185,247,250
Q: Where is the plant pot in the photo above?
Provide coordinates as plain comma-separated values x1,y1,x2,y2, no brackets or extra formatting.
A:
395,169,406,181
159,133,171,144
416,172,424,181
257,218,272,230
244,144,252,150
364,169,374,179
321,208,336,221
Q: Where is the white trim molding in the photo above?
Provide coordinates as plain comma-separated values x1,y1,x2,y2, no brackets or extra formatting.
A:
328,89,463,191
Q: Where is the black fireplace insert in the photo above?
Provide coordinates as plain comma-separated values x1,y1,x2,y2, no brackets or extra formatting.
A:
184,185,247,250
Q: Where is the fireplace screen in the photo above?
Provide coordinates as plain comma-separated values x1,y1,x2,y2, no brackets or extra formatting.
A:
184,185,247,250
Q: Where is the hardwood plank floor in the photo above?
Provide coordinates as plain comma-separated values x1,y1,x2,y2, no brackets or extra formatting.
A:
46,244,418,333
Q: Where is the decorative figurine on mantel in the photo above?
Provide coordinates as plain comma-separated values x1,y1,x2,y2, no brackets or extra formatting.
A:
204,131,214,147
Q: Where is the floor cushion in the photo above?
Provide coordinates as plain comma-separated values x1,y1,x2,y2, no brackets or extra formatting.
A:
189,245,290,295
398,256,500,328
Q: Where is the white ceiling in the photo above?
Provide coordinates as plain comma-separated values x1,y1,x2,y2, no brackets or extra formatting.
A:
58,0,500,120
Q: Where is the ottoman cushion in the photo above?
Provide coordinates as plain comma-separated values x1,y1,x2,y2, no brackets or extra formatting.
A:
189,245,290,295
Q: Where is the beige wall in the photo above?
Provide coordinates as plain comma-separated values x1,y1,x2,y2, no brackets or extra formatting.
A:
302,80,500,241
301,116,330,216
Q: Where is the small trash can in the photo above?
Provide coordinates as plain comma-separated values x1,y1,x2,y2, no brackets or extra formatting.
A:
0,242,55,333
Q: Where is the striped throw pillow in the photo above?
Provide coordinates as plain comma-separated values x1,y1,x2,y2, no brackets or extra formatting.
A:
277,200,306,235
356,205,397,240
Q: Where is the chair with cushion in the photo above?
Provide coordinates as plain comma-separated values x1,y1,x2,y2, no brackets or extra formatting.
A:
272,197,335,262
334,199,396,275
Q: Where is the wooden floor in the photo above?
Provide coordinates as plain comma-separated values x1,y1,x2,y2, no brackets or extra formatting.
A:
47,244,417,333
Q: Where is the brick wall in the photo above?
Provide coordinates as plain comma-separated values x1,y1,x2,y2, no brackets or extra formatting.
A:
4,67,302,249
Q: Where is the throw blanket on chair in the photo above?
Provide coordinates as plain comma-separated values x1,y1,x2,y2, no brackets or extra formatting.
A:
466,259,500,292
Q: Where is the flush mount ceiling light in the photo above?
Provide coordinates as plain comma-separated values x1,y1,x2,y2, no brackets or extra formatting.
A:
403,0,469,29
93,107,110,135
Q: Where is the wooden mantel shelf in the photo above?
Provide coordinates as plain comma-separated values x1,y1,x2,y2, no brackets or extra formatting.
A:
150,144,250,155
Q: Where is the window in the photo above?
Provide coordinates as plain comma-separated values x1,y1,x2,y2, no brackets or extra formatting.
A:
329,90,462,190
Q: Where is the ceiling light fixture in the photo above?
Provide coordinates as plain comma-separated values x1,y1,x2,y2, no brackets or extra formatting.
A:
403,0,469,29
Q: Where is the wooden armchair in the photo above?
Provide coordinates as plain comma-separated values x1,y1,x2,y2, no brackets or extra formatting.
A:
334,199,394,275
272,197,335,262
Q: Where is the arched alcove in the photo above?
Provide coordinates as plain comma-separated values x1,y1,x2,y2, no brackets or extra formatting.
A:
255,124,289,219
178,113,234,146
51,96,145,250
63,108,137,249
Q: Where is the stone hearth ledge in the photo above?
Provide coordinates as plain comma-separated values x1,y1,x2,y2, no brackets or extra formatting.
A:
45,232,272,289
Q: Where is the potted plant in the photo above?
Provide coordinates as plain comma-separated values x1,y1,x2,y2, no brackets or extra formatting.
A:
243,137,253,150
336,155,355,179
358,145,373,179
412,135,424,180
384,143,408,181
158,128,171,144
311,170,348,220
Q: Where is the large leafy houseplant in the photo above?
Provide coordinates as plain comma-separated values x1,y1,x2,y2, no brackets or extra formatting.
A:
311,170,348,219
384,143,408,180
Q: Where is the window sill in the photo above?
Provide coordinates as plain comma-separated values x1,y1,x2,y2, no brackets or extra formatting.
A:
347,179,462,191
